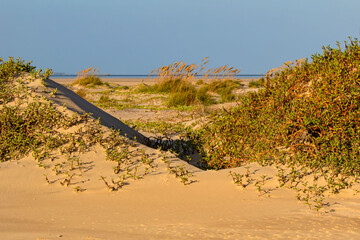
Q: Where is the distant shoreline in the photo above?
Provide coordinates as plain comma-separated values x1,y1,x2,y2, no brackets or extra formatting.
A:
51,74,264,78
52,77,259,86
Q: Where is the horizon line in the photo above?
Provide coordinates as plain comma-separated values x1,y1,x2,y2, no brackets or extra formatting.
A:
51,74,265,78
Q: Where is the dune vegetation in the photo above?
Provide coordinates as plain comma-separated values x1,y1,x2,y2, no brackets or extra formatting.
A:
0,58,194,190
72,67,105,87
194,38,360,208
1,38,360,212
103,58,244,108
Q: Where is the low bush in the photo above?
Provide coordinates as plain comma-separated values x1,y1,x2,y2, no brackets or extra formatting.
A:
197,38,360,177
207,79,242,102
248,78,265,88
0,58,84,161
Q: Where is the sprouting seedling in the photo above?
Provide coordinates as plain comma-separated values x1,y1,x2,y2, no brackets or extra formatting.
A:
113,161,122,174
255,180,263,196
260,175,267,184
140,151,155,168
161,151,169,164
60,173,74,186
244,166,251,178
99,176,121,191
132,166,141,180
37,161,46,168
68,157,76,171
276,168,287,187
143,167,151,176
229,171,246,188
44,174,51,184
125,166,131,176
117,175,126,187
314,196,324,214
52,163,62,175
75,157,83,173
49,88,57,97
168,165,193,185
99,176,115,191
73,186,85,192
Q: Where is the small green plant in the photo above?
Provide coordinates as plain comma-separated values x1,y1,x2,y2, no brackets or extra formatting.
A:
73,186,86,192
44,174,51,184
167,164,193,185
248,77,265,88
229,171,246,188
60,173,75,187
99,176,124,191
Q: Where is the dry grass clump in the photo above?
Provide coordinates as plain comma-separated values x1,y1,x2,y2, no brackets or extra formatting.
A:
72,67,104,87
139,58,242,106
75,89,87,98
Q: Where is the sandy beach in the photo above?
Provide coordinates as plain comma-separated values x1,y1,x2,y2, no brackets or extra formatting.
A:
1,77,360,240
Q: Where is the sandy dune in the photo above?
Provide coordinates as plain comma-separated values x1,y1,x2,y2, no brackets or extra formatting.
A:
1,78,360,240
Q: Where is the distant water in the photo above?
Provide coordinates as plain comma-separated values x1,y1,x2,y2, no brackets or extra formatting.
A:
51,74,264,78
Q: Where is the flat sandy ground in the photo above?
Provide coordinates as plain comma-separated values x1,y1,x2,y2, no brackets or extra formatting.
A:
1,77,360,240
52,77,257,86
53,77,158,86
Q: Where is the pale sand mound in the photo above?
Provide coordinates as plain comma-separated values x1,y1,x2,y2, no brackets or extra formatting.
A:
1,79,360,240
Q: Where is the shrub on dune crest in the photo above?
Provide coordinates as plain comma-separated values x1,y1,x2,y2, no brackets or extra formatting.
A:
197,38,360,176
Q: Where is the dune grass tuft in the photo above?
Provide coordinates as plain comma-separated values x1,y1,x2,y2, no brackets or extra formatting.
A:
141,59,242,107
72,67,104,87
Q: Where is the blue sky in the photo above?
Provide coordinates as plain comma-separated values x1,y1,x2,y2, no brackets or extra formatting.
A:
1,0,360,75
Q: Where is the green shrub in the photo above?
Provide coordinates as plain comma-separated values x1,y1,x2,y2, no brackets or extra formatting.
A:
197,38,360,176
96,95,124,110
248,78,265,88
0,58,86,161
0,57,35,80
207,79,242,102
196,86,215,105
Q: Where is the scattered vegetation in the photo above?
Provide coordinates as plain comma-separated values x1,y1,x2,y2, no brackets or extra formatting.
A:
0,58,195,193
72,67,104,87
3,37,360,213
137,58,242,107
197,38,360,212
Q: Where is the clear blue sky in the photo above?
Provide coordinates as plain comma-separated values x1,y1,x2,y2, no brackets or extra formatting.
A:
1,0,360,75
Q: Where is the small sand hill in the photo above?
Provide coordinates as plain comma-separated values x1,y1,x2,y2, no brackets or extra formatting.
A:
1,77,360,240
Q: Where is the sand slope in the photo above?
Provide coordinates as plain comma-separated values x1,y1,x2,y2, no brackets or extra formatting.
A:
1,79,360,240
43,79,149,145
1,159,360,240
